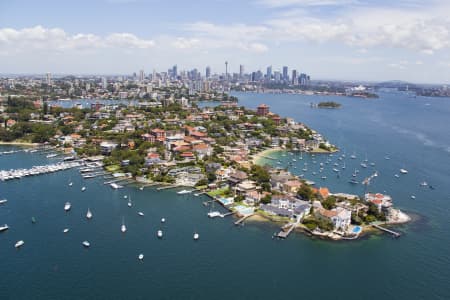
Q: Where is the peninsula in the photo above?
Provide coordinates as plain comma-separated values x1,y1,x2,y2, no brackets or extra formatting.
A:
0,79,409,241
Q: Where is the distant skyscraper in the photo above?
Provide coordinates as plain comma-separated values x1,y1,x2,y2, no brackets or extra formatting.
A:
225,61,228,80
291,70,298,85
239,64,244,79
46,72,52,85
172,65,178,78
139,69,145,82
266,66,272,80
102,77,107,89
282,66,288,81
206,66,211,79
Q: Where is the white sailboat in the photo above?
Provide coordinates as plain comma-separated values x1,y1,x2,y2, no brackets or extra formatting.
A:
157,230,163,238
193,232,199,240
161,218,166,223
81,186,86,192
138,254,144,260
121,218,127,233
86,208,92,219
127,196,132,207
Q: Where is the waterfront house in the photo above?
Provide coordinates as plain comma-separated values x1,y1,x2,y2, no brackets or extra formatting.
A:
365,193,393,212
315,207,352,231
228,170,249,186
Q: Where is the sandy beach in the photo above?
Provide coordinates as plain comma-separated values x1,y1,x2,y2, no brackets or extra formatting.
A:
0,141,40,146
251,147,283,165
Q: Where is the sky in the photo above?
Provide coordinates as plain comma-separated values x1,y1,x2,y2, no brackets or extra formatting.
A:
0,0,450,84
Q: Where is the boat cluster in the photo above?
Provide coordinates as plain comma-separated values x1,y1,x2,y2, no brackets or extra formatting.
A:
0,161,81,181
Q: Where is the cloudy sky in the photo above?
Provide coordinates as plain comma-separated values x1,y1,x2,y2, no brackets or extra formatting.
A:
1,0,450,83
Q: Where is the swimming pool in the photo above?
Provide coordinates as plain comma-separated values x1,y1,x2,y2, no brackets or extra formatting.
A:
352,226,362,234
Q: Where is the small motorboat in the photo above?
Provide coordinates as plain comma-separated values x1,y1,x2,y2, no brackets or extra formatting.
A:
411,195,416,199
193,233,199,240
138,254,144,260
64,202,71,211
400,169,408,174
157,230,163,238
81,187,86,192
68,182,73,187
82,241,90,248
161,218,166,223
0,199,8,205
63,228,69,233
0,224,9,232
138,212,144,216
15,240,25,248
139,186,144,191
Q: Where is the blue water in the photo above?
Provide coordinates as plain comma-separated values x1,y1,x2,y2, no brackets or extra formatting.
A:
1,91,450,299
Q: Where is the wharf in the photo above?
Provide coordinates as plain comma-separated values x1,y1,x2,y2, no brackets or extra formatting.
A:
276,223,296,239
103,177,126,185
372,224,401,238
157,184,179,191
234,214,254,225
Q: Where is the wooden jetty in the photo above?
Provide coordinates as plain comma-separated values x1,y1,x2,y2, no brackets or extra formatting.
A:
157,184,179,191
276,223,296,239
372,224,401,238
234,214,254,225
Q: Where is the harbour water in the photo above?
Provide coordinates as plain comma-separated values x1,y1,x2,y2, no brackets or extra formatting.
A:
1,91,450,299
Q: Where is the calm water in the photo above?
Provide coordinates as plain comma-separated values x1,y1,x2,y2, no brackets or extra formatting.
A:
1,92,450,299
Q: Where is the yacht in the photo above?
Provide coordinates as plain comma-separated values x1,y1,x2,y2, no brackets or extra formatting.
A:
208,211,222,218
110,183,123,189
81,186,86,192
342,162,346,170
360,163,367,168
193,233,199,240
86,208,93,219
121,218,127,233
0,224,9,232
15,240,25,248
333,168,339,172
46,153,57,158
157,230,163,238
63,228,69,233
64,202,71,211
177,190,192,195
82,241,90,248
349,179,359,184
350,153,356,159
0,199,7,205
138,212,144,216
420,181,428,187
128,197,132,207
138,254,144,260
400,169,408,174
411,195,416,199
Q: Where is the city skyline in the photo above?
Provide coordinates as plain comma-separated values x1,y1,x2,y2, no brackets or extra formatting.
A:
1,0,450,84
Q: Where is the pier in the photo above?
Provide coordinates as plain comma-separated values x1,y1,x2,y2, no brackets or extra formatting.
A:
0,161,80,181
276,223,296,239
372,224,401,238
157,184,179,191
234,214,254,225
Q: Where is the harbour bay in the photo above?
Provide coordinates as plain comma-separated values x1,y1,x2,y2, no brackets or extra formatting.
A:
1,91,450,299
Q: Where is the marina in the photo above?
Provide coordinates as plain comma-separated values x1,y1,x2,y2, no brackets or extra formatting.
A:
0,161,81,181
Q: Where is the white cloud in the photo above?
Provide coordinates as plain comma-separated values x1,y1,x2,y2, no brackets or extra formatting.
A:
258,0,358,7
0,26,155,54
172,37,200,49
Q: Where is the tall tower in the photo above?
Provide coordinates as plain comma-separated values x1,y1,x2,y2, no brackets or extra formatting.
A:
225,61,228,80
205,66,211,79
239,64,244,79
46,72,52,85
